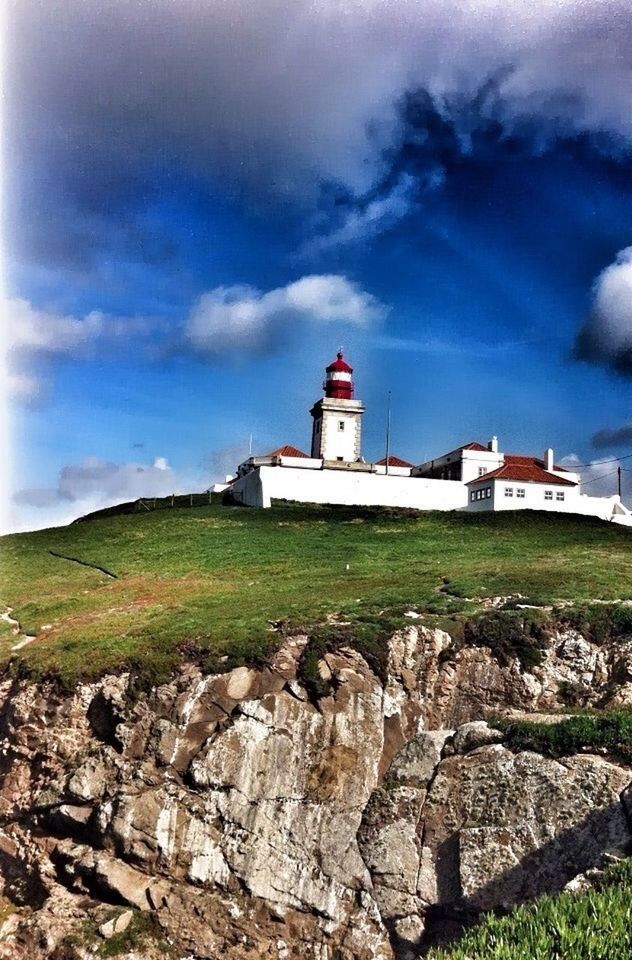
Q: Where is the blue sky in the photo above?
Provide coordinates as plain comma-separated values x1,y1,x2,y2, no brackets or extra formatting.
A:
5,0,632,531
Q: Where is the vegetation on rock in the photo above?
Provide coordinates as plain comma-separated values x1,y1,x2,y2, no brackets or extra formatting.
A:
499,710,632,763
427,857,632,960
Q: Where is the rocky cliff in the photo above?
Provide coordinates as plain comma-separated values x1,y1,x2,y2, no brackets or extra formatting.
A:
0,618,631,959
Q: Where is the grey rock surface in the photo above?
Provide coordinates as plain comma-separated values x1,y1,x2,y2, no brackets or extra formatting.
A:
0,624,630,958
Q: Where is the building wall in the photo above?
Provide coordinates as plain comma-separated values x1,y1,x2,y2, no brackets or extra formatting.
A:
311,398,364,462
229,465,469,511
319,409,362,461
414,448,503,482
479,479,578,512
460,450,505,483
373,464,412,477
467,480,625,522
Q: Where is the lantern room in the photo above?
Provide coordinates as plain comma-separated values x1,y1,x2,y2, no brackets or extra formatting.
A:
324,351,354,400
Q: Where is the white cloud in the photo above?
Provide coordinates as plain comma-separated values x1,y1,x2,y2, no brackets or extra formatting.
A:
575,247,632,373
4,297,169,403
6,370,44,404
8,455,188,532
185,274,387,356
560,453,630,504
6,298,106,355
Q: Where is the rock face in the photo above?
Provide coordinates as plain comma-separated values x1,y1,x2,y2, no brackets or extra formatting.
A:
0,625,631,958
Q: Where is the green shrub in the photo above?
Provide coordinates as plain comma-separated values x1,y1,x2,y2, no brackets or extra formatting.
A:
298,634,332,701
499,710,632,762
556,603,632,645
462,610,548,671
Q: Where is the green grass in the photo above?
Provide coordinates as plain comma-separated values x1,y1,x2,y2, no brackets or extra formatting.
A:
499,710,632,763
427,857,632,960
2,503,632,684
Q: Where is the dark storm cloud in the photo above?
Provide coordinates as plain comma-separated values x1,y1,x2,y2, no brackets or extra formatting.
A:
592,425,632,449
8,0,632,270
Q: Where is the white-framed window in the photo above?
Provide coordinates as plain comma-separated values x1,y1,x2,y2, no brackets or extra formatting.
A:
544,490,553,500
485,487,492,498
516,488,525,499
478,466,487,477
504,487,513,497
470,491,476,502
338,420,345,431
556,491,565,501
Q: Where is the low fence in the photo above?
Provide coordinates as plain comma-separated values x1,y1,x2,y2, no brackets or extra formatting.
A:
73,491,223,523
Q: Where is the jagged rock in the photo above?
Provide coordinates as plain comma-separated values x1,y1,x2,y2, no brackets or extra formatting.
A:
67,759,107,802
452,720,504,754
424,748,632,910
98,908,134,938
1,624,632,958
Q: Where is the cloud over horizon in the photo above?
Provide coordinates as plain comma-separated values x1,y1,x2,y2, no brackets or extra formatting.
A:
10,456,185,532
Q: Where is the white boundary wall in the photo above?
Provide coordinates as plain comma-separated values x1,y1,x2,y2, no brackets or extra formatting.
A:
229,465,468,511
228,463,632,525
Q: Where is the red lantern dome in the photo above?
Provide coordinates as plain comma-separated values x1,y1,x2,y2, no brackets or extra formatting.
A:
324,351,354,400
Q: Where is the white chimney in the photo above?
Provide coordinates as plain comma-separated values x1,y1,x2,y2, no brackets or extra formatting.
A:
488,435,499,453
544,447,554,472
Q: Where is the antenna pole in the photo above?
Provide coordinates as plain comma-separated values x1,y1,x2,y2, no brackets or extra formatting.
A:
385,391,391,475
249,433,253,457
618,465,622,498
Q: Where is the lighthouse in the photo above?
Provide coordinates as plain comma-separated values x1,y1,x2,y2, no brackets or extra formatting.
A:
310,351,366,462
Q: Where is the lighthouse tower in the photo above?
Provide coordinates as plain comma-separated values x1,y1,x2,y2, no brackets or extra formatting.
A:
310,351,366,462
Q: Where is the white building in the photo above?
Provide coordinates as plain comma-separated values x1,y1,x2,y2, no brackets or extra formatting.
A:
222,352,631,526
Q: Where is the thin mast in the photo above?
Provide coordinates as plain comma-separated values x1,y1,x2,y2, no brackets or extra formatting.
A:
385,391,391,475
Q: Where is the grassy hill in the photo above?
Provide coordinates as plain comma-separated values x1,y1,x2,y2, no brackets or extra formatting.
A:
2,503,632,684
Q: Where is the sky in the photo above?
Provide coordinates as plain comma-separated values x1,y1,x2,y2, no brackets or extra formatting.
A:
3,0,632,532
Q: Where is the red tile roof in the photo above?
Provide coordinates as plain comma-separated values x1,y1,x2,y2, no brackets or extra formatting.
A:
462,441,489,452
265,445,310,458
467,459,577,487
435,440,489,460
505,454,569,473
375,455,413,467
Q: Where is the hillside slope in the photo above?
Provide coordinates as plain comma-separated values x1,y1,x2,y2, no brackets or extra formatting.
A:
2,506,632,959
2,504,632,682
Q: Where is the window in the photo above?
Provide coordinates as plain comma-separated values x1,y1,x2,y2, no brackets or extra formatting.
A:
336,456,343,462
478,466,487,477
485,487,492,499
556,491,565,501
504,487,513,497
544,490,553,500
338,421,345,431
476,489,483,500
470,491,476,502
516,488,525,499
